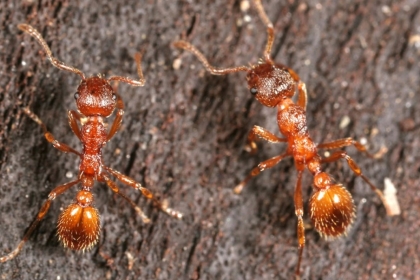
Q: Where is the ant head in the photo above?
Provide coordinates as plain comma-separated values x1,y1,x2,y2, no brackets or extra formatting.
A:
246,63,295,107
57,191,100,250
75,76,116,117
308,177,355,238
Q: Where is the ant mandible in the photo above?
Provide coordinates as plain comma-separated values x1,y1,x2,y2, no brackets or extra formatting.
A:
173,0,392,276
0,24,182,262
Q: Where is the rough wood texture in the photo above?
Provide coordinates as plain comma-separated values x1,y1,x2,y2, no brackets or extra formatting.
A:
1,0,419,279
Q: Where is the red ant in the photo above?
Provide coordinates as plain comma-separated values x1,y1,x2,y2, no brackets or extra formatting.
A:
173,0,393,276
0,24,182,262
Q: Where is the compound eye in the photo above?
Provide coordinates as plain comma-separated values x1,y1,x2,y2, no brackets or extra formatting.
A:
250,88,258,95
74,92,80,100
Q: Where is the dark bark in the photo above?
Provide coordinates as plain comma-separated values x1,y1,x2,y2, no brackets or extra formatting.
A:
1,0,419,279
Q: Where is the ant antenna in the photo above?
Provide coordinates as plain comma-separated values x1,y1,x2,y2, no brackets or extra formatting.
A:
18,24,86,80
253,0,274,63
173,41,250,75
108,52,146,86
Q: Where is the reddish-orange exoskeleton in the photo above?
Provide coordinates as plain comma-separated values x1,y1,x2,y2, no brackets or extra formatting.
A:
0,24,182,262
173,0,392,276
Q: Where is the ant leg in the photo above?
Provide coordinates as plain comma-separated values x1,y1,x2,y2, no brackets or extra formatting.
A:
68,110,84,141
296,81,307,111
172,40,250,75
108,52,145,87
294,170,305,277
246,125,287,154
102,175,150,224
234,152,290,194
23,108,81,156
320,151,393,215
317,137,387,159
17,24,85,80
106,94,124,141
276,63,307,110
103,167,183,219
0,179,80,262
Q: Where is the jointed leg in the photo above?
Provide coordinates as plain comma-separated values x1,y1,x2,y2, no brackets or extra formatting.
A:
294,170,305,277
317,137,387,159
320,151,392,215
296,81,307,111
276,63,308,111
106,94,124,141
104,167,182,219
68,110,84,141
280,66,307,110
234,152,290,194
246,125,287,154
172,40,250,75
103,175,150,224
0,179,80,262
23,108,81,156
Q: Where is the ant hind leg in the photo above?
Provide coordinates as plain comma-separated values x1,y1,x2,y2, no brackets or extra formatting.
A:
0,179,79,262
293,170,306,277
320,150,393,215
104,167,183,219
317,137,387,159
103,175,151,224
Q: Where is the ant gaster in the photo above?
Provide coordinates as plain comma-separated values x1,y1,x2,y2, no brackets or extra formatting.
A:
0,24,182,262
173,0,393,276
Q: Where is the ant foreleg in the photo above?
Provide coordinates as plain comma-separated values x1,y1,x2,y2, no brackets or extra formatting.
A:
281,68,307,110
0,179,80,263
108,52,146,87
275,63,307,110
23,108,82,156
103,167,183,219
103,175,151,224
68,110,84,141
296,81,307,111
106,93,124,142
246,125,287,154
172,40,250,75
293,170,305,277
320,151,393,215
317,137,387,159
234,152,290,194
